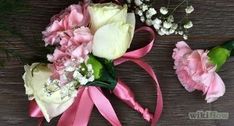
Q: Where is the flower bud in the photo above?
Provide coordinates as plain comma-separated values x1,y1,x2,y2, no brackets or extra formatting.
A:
208,46,230,71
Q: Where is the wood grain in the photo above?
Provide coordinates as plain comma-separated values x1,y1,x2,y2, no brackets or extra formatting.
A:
0,0,234,126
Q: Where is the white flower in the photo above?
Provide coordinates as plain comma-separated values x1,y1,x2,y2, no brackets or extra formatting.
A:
140,4,148,12
178,30,184,35
158,30,165,36
163,21,172,29
165,30,170,35
146,13,152,19
185,5,194,14
135,8,143,16
79,77,89,85
184,21,193,29
160,7,168,15
140,16,145,22
167,15,174,22
90,3,136,60
160,28,167,34
169,28,175,34
183,34,188,40
152,18,162,25
92,21,135,60
146,19,152,26
146,8,157,18
65,66,76,72
88,3,128,32
23,63,76,122
148,8,157,15
134,0,143,6
73,63,94,85
153,23,161,30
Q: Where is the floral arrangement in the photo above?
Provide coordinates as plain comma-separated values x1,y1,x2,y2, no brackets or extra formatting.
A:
6,0,231,125
23,1,162,126
173,40,234,103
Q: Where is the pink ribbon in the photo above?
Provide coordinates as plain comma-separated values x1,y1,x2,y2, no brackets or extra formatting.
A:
28,26,163,126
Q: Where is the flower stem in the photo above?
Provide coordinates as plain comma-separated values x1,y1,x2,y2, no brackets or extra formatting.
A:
170,0,186,15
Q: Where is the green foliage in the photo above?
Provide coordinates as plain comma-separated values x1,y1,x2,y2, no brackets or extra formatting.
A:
87,55,117,90
208,46,230,71
87,55,103,79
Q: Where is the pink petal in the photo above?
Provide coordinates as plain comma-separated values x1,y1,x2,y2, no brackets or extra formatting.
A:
68,8,84,29
205,73,225,103
72,45,83,58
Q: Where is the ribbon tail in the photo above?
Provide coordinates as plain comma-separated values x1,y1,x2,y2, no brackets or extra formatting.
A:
113,80,153,121
88,87,122,126
114,58,163,126
58,87,94,126
29,100,44,118
131,59,163,126
29,100,44,126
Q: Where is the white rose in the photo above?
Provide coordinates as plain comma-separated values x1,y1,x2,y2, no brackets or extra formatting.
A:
23,63,77,122
88,3,128,32
89,3,136,60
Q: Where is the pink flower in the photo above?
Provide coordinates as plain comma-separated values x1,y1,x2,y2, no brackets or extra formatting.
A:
47,27,93,84
42,4,89,45
172,41,225,103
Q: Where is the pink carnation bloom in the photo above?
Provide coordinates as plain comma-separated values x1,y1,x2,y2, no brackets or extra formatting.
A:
42,4,89,46
172,41,225,103
48,27,93,84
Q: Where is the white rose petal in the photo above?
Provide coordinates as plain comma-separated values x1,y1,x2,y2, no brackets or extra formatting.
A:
88,3,128,32
92,22,134,60
23,63,77,122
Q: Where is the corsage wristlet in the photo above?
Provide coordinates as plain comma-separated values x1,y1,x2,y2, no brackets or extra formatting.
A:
23,1,163,126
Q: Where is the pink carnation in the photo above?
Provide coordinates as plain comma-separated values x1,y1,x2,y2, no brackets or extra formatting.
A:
42,4,89,46
172,41,225,103
42,4,93,85
48,27,93,83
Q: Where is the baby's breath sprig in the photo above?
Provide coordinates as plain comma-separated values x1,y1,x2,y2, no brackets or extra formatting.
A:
126,0,194,40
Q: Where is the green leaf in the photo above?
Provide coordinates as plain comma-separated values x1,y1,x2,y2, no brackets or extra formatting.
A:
208,46,230,71
87,55,117,90
87,55,103,79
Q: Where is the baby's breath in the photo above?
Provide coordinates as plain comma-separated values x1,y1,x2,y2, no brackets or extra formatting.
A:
127,0,194,40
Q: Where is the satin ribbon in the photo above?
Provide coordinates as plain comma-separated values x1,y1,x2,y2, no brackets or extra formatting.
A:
113,27,163,125
28,26,163,126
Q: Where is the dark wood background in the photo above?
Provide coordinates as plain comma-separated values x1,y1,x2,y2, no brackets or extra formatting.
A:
0,0,234,126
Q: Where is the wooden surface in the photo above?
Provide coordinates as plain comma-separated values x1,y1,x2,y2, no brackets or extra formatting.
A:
0,0,234,126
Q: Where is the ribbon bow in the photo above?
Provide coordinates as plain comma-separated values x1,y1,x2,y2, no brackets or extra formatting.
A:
29,27,163,126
